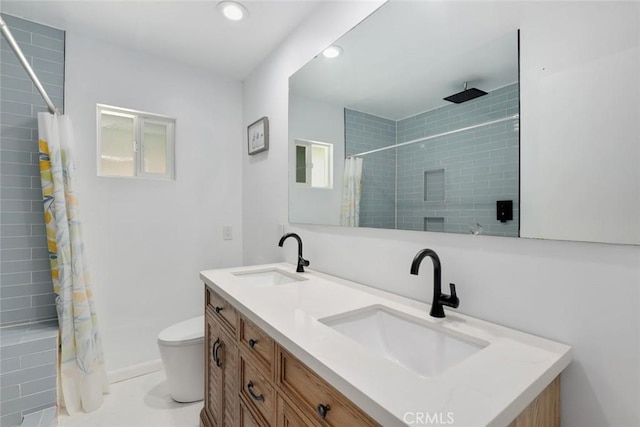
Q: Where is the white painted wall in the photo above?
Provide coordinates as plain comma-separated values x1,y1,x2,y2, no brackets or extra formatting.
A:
289,94,344,225
65,33,243,374
242,2,640,427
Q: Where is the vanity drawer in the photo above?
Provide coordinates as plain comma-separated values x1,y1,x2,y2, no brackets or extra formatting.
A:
277,347,378,427
276,395,315,427
240,395,268,427
241,356,276,425
240,316,275,378
206,287,237,337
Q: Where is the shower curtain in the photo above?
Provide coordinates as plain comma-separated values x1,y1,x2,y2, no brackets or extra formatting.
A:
38,113,109,414
340,156,363,226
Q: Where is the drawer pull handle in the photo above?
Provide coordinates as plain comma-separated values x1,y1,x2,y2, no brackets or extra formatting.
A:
215,306,223,314
212,338,219,362
248,339,258,349
316,403,331,419
212,339,222,368
246,381,264,402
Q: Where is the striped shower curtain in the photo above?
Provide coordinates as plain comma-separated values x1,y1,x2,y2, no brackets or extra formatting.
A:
38,113,109,414
340,156,363,226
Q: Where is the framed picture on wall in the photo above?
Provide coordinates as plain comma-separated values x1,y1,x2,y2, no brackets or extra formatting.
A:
247,116,269,155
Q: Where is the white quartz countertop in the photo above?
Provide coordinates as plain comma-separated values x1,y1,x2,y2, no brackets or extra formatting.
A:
200,263,571,427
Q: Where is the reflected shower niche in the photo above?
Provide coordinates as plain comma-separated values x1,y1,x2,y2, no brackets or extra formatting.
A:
344,84,519,237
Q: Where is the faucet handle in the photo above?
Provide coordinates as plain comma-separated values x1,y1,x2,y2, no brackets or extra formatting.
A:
296,256,310,273
442,283,460,308
449,283,457,298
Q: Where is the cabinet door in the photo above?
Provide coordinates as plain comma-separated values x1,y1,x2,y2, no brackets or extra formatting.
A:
205,311,239,427
204,312,222,426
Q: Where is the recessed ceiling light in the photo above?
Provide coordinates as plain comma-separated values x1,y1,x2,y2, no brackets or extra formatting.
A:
322,45,343,59
217,1,248,21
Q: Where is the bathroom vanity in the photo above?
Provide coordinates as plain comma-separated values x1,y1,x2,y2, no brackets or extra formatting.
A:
199,264,571,427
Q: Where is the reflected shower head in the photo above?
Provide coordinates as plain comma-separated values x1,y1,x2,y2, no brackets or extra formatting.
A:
443,82,488,104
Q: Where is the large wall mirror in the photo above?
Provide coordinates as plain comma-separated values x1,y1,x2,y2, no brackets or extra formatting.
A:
288,0,640,245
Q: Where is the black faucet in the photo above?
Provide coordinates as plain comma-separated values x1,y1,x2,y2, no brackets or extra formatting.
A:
410,248,459,318
278,233,310,273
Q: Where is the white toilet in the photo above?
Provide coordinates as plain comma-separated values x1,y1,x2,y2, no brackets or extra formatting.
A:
157,315,205,403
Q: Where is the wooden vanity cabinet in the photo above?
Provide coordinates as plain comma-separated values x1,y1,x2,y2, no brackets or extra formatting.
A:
200,287,377,427
200,286,561,427
201,289,239,427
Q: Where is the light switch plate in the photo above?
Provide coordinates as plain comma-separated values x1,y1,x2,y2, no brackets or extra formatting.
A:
223,225,233,240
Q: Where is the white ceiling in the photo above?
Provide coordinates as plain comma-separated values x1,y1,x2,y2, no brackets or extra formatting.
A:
0,0,321,80
290,1,521,120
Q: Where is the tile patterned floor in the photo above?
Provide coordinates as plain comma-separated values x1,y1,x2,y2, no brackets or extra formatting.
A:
58,370,202,427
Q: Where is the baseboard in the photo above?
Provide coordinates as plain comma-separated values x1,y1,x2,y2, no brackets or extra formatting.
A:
107,359,163,384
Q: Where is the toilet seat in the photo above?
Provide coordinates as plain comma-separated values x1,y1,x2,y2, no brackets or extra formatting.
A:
157,315,204,347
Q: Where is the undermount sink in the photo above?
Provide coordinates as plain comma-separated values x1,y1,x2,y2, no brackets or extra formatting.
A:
320,305,487,378
232,268,306,288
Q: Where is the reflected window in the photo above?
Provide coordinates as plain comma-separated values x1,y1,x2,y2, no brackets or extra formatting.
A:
295,139,333,189
97,104,175,180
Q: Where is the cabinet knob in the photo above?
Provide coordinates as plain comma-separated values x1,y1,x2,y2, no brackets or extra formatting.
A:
248,339,258,349
316,403,331,419
215,306,223,313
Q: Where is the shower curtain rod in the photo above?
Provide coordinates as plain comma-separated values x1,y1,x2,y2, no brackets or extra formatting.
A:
0,16,59,115
351,114,519,158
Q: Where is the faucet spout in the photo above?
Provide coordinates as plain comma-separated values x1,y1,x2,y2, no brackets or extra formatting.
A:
410,248,459,318
278,233,310,273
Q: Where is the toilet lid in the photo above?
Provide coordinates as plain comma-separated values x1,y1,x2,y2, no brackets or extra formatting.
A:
158,315,204,346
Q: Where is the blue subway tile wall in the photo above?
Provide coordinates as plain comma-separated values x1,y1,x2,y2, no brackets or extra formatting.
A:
1,14,62,426
345,84,519,237
0,321,58,426
344,109,396,229
1,13,64,326
396,84,519,236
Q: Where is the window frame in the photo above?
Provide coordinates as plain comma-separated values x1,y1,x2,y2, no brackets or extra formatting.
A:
97,104,176,180
294,139,333,189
